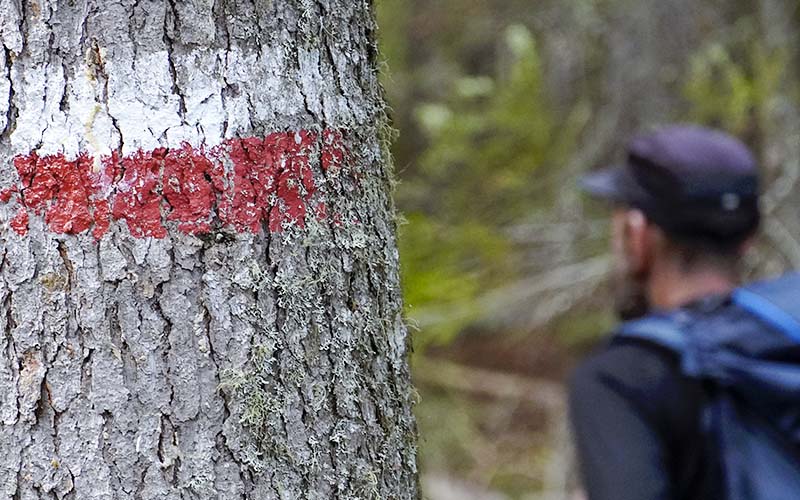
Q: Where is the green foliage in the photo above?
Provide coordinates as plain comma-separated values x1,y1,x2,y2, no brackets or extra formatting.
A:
393,24,585,349
409,25,584,226
552,307,615,349
684,39,788,136
375,0,411,90
399,214,511,346
414,388,481,473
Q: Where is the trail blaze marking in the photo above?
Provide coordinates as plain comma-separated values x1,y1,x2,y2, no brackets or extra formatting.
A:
2,129,347,239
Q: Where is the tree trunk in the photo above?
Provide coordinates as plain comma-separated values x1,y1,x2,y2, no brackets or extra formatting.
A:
0,1,418,499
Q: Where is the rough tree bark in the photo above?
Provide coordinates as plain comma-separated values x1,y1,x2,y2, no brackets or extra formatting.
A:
0,1,418,499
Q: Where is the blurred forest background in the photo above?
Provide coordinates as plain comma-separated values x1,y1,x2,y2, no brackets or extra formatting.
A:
375,0,800,498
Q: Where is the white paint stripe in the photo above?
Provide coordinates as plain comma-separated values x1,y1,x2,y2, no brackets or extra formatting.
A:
9,45,349,159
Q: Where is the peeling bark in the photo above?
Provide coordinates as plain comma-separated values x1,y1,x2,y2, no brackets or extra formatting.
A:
0,1,418,499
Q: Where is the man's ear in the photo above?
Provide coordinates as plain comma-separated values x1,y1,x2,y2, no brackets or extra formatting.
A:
738,234,757,256
622,209,652,276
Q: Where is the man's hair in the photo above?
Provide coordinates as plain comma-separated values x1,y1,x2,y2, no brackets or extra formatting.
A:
663,230,751,274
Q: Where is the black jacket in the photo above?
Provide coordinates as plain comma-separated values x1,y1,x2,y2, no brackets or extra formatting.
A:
569,337,721,500
568,299,725,500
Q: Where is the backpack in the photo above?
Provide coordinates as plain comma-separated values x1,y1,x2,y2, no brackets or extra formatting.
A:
617,272,800,500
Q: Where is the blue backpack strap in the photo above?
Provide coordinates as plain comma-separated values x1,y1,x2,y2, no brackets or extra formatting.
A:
616,315,689,354
732,272,800,344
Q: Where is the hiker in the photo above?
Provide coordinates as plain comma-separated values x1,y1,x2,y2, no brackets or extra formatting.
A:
570,124,800,500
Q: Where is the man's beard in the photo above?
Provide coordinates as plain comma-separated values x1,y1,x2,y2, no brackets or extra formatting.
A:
613,272,650,320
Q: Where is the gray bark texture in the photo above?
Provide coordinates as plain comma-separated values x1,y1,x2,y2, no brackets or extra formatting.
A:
0,0,418,499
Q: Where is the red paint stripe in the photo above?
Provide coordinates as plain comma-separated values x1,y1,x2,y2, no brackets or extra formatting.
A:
10,207,28,236
2,130,348,238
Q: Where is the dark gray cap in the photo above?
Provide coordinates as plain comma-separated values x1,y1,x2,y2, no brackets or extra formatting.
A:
580,124,760,241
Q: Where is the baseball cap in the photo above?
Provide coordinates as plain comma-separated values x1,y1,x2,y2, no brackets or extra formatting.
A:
580,124,760,242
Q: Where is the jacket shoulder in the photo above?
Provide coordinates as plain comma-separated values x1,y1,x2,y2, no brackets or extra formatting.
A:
569,337,690,424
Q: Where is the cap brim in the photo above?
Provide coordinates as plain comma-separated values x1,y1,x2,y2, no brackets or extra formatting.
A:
579,166,639,203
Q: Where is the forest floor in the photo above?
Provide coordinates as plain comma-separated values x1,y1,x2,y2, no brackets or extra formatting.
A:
414,330,588,499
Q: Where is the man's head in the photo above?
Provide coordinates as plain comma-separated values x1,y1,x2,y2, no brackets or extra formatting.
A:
581,125,760,319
